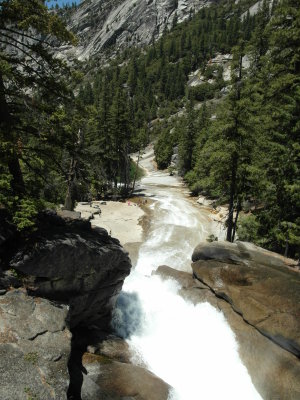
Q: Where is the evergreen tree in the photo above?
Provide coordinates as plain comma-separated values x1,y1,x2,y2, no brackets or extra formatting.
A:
178,100,196,174
0,0,75,228
252,0,300,255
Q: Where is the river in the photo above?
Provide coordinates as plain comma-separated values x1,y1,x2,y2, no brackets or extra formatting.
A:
113,146,262,400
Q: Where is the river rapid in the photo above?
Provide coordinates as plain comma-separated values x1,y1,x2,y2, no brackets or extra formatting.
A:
113,146,262,400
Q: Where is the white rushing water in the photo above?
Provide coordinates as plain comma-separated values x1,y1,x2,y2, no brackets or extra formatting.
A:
113,148,262,400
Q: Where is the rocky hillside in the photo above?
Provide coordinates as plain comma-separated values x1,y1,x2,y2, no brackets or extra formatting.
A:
59,0,213,60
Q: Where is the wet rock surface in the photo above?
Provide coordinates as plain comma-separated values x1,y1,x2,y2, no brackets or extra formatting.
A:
155,263,300,400
192,241,300,358
81,352,171,400
91,335,132,364
0,288,71,400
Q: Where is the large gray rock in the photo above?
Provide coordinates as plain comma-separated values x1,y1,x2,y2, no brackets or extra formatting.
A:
8,212,132,330
0,289,71,400
192,241,300,358
155,265,300,400
192,240,298,268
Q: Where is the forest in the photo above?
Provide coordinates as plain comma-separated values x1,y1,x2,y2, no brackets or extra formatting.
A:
0,0,299,257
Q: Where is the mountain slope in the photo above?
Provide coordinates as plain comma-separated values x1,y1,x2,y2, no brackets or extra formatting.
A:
61,0,213,60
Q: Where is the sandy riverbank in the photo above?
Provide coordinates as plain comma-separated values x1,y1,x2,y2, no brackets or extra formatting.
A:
75,199,151,266
76,200,146,245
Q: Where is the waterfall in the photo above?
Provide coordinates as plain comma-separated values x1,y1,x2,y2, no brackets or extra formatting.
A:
112,156,262,400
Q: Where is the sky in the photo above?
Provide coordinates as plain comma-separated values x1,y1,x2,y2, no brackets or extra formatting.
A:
46,0,81,8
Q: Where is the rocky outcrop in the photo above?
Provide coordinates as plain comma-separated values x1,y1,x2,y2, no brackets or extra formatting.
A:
192,240,298,269
155,261,300,400
0,288,71,400
59,0,212,60
192,241,300,357
7,211,132,330
189,241,300,399
0,210,132,399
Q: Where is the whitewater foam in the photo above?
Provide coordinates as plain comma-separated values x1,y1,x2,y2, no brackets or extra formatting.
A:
112,171,261,400
114,273,261,400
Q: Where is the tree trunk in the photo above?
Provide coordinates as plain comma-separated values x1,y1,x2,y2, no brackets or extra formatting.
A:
0,72,25,196
124,145,130,193
64,158,77,211
131,149,141,195
284,229,289,258
226,155,238,242
226,49,244,242
232,198,241,242
8,156,25,195
64,129,83,210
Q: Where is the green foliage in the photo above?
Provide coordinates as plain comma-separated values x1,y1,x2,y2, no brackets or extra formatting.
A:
154,126,177,169
130,160,145,182
12,198,39,231
237,214,260,243
176,0,300,256
188,83,216,102
0,0,77,229
206,234,218,242
24,352,39,366
24,386,38,400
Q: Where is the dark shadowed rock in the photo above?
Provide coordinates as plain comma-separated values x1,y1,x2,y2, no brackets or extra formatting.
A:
0,288,71,400
0,269,22,289
81,353,171,400
8,211,132,330
155,264,300,400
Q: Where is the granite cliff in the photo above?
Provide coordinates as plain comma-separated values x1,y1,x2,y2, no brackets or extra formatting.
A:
59,0,213,60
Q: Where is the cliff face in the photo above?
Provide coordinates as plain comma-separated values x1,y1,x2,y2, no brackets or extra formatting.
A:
60,0,212,60
0,211,132,399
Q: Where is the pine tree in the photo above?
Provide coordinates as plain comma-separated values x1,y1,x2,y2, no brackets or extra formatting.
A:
178,100,196,174
0,0,75,228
